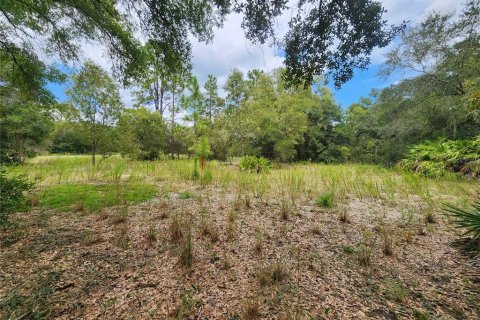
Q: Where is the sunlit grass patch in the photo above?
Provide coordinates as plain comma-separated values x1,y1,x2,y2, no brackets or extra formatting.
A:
39,183,157,212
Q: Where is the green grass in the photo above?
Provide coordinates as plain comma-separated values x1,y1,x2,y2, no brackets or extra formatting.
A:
5,155,479,215
179,191,194,199
39,183,157,212
315,192,335,208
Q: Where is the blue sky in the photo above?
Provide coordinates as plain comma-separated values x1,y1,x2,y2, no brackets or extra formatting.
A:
46,0,461,110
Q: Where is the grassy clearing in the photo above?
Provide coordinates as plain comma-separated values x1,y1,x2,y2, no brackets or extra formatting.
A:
2,155,480,318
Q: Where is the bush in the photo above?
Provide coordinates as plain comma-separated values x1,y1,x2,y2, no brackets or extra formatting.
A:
398,136,480,178
239,156,271,173
0,169,32,227
444,200,480,239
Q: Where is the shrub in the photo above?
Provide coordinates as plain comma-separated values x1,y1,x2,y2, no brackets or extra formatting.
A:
0,169,32,227
315,192,334,208
239,156,271,174
398,136,480,178
444,200,480,239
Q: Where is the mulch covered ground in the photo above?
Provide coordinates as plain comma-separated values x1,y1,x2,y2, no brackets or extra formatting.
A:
1,184,479,319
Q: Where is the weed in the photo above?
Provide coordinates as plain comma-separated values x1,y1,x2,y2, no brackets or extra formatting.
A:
382,230,394,256
170,214,184,242
315,192,334,208
0,272,60,320
342,245,354,254
72,201,85,212
147,224,157,243
159,210,169,219
254,230,263,254
413,309,431,320
384,279,407,303
357,230,376,266
280,199,290,220
227,220,236,242
83,229,103,245
424,209,437,224
228,209,237,223
200,217,219,243
179,191,194,200
310,225,321,235
175,287,201,318
242,299,261,319
256,262,289,286
112,206,128,224
338,208,350,223
179,228,194,268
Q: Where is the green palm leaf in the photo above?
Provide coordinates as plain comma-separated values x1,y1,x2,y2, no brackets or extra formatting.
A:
444,200,480,239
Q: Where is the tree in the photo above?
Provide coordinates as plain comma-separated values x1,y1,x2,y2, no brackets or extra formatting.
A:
283,0,404,88
224,68,246,111
49,121,89,154
117,107,167,160
382,1,480,97
1,1,400,89
229,70,308,162
133,41,191,117
0,103,53,164
204,74,222,121
66,61,123,165
181,75,206,132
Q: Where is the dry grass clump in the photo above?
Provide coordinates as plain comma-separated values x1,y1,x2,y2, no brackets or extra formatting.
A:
254,230,263,254
382,230,394,256
179,228,194,268
256,262,289,286
72,201,85,212
357,230,376,266
170,214,185,242
310,224,321,235
200,217,219,243
146,224,157,244
338,208,350,223
242,299,261,320
112,206,128,224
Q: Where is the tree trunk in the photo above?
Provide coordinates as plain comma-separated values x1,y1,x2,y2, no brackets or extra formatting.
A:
170,91,175,160
92,142,96,166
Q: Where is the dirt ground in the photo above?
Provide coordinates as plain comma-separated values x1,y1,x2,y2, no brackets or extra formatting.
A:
1,183,479,319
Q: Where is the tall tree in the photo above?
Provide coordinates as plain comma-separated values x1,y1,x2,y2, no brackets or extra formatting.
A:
67,61,123,165
181,75,205,132
204,74,221,121
224,68,246,111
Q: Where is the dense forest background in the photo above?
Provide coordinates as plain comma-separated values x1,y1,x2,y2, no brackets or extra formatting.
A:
1,0,479,173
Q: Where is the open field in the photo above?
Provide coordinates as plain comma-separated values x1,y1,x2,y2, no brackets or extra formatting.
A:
1,155,480,319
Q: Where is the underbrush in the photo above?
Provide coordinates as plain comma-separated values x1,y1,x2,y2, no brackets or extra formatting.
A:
398,136,480,178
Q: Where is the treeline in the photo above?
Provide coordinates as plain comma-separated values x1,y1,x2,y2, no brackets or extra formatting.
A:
1,2,479,169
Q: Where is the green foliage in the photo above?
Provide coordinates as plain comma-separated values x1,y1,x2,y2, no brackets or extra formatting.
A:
398,137,480,177
284,0,402,87
39,183,157,212
117,107,167,160
315,192,335,208
49,121,89,154
0,170,32,227
239,156,271,173
179,191,194,200
67,61,124,165
0,103,54,164
444,200,480,239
